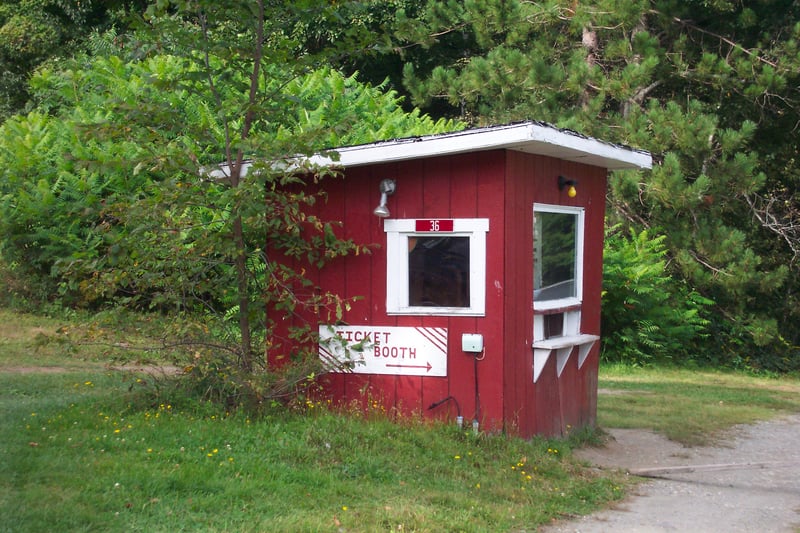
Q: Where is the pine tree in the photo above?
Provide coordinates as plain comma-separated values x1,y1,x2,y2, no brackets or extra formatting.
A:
380,0,800,368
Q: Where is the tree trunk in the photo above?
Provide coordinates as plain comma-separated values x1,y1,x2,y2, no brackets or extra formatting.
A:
232,214,253,372
579,26,598,111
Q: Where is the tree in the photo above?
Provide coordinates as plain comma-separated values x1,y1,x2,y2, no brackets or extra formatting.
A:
0,0,147,119
0,1,461,402
377,0,800,369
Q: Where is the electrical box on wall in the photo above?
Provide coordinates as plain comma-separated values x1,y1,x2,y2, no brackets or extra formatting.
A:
461,333,484,353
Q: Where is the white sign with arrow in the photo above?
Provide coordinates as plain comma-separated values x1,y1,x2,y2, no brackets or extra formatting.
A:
319,325,447,377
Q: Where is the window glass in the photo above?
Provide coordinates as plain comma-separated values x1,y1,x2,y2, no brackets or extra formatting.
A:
533,205,584,311
543,313,564,339
534,211,577,301
409,236,470,307
384,219,488,316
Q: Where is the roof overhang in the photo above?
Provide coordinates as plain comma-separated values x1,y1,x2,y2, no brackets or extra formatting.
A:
310,121,652,171
206,121,651,180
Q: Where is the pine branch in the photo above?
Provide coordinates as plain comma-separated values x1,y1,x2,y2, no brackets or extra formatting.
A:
659,11,779,69
688,249,732,277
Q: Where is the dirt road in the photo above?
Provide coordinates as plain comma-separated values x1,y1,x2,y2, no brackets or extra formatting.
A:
542,414,800,532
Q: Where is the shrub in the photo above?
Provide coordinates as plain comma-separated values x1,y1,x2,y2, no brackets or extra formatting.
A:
601,225,712,365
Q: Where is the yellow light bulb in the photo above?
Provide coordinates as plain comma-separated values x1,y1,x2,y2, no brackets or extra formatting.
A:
567,185,577,198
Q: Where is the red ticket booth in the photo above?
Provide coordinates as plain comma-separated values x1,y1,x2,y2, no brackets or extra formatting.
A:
287,122,651,437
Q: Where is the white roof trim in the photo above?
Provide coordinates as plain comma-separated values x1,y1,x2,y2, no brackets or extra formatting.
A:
207,121,651,180
309,121,652,171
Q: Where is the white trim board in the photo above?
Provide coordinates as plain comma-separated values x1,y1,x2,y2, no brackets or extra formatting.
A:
206,121,653,180
532,334,599,383
310,122,652,170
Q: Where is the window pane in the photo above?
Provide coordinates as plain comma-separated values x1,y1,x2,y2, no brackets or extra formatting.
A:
408,236,470,307
534,211,576,301
544,313,564,339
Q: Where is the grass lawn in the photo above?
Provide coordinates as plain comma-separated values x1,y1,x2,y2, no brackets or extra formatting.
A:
597,363,800,446
0,370,627,532
0,309,627,532
2,309,799,531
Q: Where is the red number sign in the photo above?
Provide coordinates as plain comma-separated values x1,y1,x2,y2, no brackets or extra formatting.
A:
415,219,454,232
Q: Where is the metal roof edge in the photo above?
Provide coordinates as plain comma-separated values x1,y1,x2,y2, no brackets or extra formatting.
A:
207,121,652,179
307,121,652,170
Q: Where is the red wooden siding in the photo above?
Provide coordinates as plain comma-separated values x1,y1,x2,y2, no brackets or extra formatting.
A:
301,151,508,428
503,151,607,437
274,147,608,438
502,151,535,436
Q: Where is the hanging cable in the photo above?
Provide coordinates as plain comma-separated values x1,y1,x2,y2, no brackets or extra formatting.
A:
473,347,484,423
427,395,461,418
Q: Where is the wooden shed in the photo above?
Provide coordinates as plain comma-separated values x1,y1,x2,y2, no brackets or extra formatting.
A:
282,121,651,438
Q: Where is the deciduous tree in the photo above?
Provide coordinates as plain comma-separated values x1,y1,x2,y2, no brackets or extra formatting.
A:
0,1,460,402
0,0,146,118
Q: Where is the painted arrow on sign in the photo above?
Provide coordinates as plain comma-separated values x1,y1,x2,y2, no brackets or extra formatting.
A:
385,361,433,372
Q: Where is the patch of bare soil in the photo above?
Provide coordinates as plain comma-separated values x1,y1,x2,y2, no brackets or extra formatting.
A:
1,366,77,373
108,364,184,376
542,414,800,532
573,427,695,472
0,364,184,376
0,326,51,340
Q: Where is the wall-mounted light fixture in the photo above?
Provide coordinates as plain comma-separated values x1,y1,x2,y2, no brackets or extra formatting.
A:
558,175,578,198
373,179,396,218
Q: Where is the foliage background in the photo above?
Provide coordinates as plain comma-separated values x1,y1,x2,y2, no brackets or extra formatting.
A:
1,0,799,372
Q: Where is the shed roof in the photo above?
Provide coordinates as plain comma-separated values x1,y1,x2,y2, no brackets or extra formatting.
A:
208,121,652,181
309,121,652,171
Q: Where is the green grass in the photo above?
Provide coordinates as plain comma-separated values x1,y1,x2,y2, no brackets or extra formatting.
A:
0,309,96,370
597,363,800,446
0,371,627,532
4,308,800,531
0,308,188,370
0,309,626,532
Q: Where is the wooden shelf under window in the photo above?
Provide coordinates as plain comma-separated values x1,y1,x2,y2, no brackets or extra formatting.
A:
532,334,600,383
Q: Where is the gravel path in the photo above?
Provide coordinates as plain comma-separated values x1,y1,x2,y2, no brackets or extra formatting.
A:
542,414,800,532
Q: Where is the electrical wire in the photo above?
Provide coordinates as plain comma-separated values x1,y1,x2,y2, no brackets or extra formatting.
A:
473,349,482,422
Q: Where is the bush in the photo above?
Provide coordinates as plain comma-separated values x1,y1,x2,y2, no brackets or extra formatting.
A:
601,225,712,365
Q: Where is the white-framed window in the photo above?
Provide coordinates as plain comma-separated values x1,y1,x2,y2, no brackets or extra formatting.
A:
533,204,584,312
384,218,489,316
